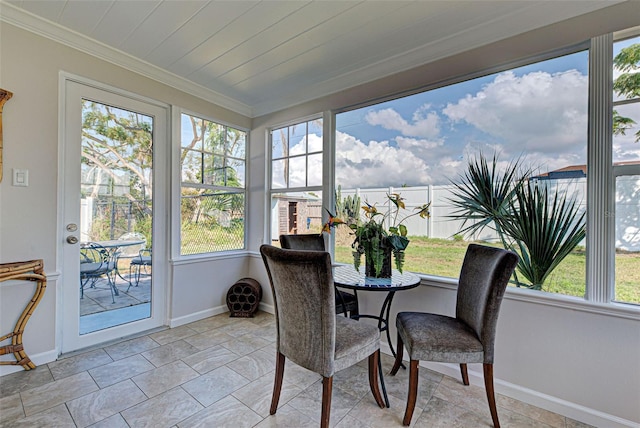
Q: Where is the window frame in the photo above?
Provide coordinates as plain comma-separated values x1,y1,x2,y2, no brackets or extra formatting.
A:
326,30,639,309
267,115,325,242
175,108,249,258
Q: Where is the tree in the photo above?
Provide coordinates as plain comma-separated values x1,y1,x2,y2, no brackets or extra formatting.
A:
613,43,640,142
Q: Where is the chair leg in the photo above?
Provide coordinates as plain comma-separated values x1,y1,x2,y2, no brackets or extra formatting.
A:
460,363,469,385
368,350,385,408
483,363,500,428
402,359,419,426
390,333,404,375
270,352,285,415
321,376,333,428
350,295,359,319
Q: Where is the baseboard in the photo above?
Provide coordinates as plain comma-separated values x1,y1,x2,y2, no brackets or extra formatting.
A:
168,304,228,328
259,302,275,314
0,349,58,377
379,341,638,428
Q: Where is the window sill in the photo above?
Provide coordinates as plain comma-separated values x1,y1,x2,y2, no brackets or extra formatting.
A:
417,274,640,321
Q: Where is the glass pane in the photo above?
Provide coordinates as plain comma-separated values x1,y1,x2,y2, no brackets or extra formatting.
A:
226,158,245,188
272,127,286,159
181,190,245,254
181,149,201,183
181,114,202,151
271,159,287,188
613,102,640,163
308,129,322,153
227,128,246,158
212,156,226,186
290,123,307,156
613,36,640,103
205,122,225,154
335,50,588,295
289,156,306,187
269,191,323,243
307,153,323,186
203,153,215,185
615,174,640,304
81,100,153,333
308,119,323,139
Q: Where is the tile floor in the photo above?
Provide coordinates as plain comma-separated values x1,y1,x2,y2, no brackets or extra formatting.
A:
0,311,593,428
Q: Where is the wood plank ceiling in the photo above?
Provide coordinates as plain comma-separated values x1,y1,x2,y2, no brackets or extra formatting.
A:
2,0,623,117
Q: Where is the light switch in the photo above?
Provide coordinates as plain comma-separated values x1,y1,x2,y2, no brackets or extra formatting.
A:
12,169,29,187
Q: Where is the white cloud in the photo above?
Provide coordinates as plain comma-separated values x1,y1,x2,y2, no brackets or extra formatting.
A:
335,131,433,188
443,70,588,154
365,107,440,138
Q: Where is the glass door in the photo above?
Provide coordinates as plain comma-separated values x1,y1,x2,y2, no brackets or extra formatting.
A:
61,78,167,353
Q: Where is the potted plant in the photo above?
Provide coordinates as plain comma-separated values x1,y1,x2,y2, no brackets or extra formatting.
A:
324,193,430,277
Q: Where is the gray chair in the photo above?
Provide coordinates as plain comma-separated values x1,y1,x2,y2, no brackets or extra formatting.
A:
279,234,360,319
390,244,518,427
260,245,385,428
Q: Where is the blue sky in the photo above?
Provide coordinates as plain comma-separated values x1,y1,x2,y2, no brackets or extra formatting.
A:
334,37,639,188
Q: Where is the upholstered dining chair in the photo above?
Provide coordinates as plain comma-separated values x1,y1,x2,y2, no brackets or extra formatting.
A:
279,234,360,319
260,245,385,428
389,243,518,427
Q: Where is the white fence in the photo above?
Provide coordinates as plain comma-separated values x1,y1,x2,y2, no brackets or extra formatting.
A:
339,176,640,252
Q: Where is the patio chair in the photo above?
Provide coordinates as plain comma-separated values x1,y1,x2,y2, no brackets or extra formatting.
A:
279,234,360,319
260,245,385,428
389,243,518,427
80,242,118,303
129,248,152,291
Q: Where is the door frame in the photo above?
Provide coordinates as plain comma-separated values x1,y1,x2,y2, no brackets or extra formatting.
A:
58,73,170,353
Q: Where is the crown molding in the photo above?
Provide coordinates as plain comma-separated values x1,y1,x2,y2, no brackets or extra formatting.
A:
0,1,253,117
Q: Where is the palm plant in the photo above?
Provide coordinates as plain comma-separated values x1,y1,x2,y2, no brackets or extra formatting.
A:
448,153,586,289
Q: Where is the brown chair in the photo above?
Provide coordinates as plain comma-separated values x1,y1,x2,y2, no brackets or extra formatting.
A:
279,234,360,318
390,243,518,427
260,245,385,428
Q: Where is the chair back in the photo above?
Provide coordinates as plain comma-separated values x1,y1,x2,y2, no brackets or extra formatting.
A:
455,244,518,363
80,242,113,277
260,244,337,377
279,234,325,251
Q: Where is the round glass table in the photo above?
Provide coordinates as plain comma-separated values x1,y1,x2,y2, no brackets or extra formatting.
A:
332,264,421,407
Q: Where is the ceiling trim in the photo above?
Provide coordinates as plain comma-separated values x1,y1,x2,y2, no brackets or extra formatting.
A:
0,1,253,117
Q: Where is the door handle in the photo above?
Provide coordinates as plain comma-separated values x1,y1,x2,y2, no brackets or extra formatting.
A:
66,236,79,244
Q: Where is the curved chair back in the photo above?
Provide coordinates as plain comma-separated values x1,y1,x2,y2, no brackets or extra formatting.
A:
279,234,325,251
80,242,113,277
260,244,337,377
456,243,519,363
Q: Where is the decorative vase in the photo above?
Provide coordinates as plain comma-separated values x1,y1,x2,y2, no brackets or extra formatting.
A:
364,242,393,278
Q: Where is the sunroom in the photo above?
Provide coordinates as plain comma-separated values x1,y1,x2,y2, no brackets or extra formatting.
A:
0,1,638,427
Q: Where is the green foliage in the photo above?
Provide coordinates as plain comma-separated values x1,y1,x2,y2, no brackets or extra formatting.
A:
330,190,430,275
613,43,640,142
448,152,586,289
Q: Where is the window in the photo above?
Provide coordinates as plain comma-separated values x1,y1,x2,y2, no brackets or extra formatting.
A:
269,118,323,242
335,50,589,297
180,113,246,255
332,28,640,305
612,34,640,304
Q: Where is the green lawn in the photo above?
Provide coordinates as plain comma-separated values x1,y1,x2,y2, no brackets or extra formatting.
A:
335,236,639,304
